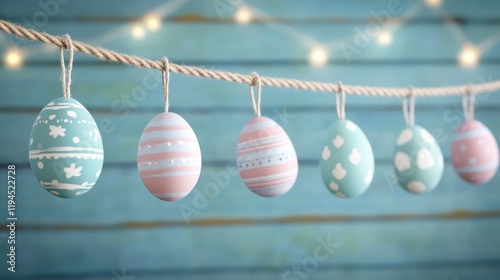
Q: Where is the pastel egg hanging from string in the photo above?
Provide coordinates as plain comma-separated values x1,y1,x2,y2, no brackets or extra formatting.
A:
29,35,104,198
237,116,298,197
137,58,202,201
29,97,104,198
236,72,298,197
393,93,444,194
320,84,374,198
451,92,499,184
320,120,375,198
137,112,202,201
451,121,499,184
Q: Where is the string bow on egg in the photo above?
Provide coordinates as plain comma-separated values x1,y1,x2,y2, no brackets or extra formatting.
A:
451,85,499,184
320,82,375,198
236,72,299,197
28,34,104,198
137,58,202,201
393,88,444,194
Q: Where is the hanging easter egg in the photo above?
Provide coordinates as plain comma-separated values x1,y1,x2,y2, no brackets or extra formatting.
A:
29,97,104,198
320,120,374,198
236,117,298,197
137,112,201,201
393,125,444,194
451,120,499,184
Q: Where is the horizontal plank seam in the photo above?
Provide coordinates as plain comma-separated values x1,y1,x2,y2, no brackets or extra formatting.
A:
2,210,500,231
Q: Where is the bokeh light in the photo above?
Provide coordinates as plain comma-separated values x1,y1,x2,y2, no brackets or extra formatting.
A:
309,45,328,67
4,48,23,69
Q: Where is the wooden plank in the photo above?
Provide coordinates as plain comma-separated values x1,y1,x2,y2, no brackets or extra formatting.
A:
4,267,500,280
1,0,499,20
1,22,500,62
1,65,500,110
3,164,500,226
13,267,500,280
2,109,500,163
1,219,500,278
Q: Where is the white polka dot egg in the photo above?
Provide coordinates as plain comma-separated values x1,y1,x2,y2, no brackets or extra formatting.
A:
320,120,374,198
393,125,444,194
137,112,202,201
29,97,104,198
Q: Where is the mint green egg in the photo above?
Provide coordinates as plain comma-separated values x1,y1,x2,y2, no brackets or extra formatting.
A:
393,125,444,194
29,97,104,198
320,120,375,198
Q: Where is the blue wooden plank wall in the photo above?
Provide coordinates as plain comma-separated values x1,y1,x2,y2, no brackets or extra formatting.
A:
1,0,500,279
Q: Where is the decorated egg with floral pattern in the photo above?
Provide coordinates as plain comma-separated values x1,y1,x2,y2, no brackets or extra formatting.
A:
29,97,104,198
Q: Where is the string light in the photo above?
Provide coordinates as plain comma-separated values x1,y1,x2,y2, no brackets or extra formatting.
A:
377,30,393,46
425,0,443,9
309,45,328,67
131,24,145,39
145,14,161,31
235,6,253,24
458,45,479,68
4,48,23,69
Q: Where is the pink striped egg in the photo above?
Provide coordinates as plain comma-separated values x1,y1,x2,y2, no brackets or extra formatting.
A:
451,120,499,184
137,112,202,201
236,117,298,197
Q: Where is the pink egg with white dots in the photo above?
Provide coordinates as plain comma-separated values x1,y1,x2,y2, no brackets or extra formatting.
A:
137,112,202,201
451,120,499,184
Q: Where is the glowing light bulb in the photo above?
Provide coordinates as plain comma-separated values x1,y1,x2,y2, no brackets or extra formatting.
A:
458,45,479,68
235,6,252,24
146,14,161,31
132,24,145,39
377,30,392,46
4,48,23,69
309,46,328,67
425,0,442,9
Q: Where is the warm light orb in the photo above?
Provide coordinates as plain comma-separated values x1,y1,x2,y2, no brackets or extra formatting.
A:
145,14,161,31
4,48,23,69
132,24,145,39
377,30,393,46
235,6,252,24
425,0,443,8
309,45,328,67
458,45,479,68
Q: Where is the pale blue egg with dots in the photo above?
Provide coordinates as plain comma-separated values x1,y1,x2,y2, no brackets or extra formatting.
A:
29,97,104,198
320,120,375,198
393,125,444,194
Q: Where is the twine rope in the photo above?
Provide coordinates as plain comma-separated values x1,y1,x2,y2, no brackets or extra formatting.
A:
1,19,500,97
162,57,170,113
462,84,476,121
402,88,415,126
249,72,262,117
335,81,346,120
59,34,74,98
